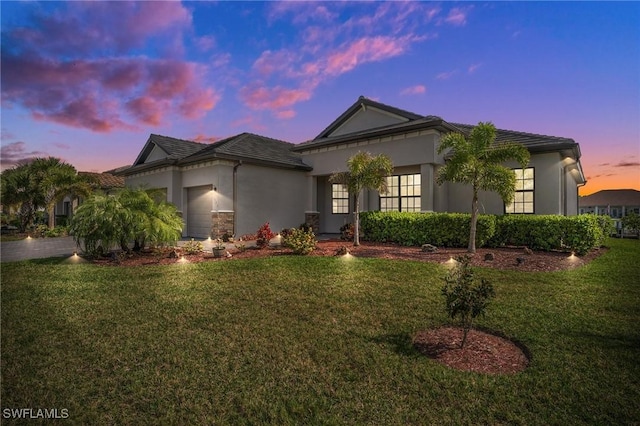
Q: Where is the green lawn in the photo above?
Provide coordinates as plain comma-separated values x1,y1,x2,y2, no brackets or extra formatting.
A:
2,239,639,424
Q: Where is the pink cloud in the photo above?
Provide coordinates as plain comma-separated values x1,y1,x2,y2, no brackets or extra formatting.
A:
268,2,338,25
0,141,49,169
126,96,166,126
436,70,457,80
445,7,473,26
253,50,297,77
1,52,219,131
53,142,71,150
326,36,409,76
275,110,296,119
7,2,191,56
401,85,427,96
196,35,216,52
179,88,220,119
231,116,267,132
240,85,312,111
192,134,220,144
1,3,218,132
468,63,482,74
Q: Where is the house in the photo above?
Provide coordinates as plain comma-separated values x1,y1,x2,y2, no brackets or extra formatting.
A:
118,96,586,238
579,189,640,234
53,171,125,226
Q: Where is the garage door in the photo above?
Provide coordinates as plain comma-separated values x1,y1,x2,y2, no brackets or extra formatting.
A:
187,186,212,238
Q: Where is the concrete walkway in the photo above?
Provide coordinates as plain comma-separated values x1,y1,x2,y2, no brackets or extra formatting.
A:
0,236,78,262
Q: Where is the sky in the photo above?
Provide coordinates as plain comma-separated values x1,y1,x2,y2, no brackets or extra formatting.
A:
1,1,638,195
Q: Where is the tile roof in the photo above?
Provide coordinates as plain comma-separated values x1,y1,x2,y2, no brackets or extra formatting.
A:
579,189,640,207
450,123,579,154
78,172,125,189
180,133,311,170
147,134,206,160
293,97,580,159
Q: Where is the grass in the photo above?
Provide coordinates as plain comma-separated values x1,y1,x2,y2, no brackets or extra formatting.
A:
2,239,639,424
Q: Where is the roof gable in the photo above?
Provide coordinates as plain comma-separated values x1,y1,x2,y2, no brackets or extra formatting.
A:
314,96,423,140
133,134,205,166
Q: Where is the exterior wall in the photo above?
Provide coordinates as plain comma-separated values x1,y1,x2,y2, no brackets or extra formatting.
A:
301,131,442,176
235,164,307,236
301,131,444,233
446,152,574,215
126,168,182,206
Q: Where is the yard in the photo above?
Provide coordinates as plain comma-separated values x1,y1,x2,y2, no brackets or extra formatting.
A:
2,239,639,424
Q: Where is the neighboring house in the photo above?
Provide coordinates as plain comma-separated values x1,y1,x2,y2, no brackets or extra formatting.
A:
118,96,586,238
53,172,125,225
579,189,640,234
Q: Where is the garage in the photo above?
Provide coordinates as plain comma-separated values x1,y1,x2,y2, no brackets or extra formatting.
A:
187,186,212,238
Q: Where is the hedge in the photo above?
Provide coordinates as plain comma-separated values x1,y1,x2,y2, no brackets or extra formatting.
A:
489,214,611,255
359,211,496,248
359,212,611,255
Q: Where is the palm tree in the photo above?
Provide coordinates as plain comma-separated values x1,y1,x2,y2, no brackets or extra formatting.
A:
1,164,37,232
329,151,394,246
29,157,94,228
437,122,530,253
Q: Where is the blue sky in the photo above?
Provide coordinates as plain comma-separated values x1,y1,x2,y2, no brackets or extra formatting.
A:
1,1,638,194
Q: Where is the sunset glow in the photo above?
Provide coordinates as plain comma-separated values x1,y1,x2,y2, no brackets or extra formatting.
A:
1,2,638,194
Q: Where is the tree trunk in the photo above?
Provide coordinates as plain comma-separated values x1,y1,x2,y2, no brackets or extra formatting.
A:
48,205,55,229
468,190,478,253
353,194,360,246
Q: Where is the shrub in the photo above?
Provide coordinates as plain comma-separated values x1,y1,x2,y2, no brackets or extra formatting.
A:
282,228,316,255
441,255,495,348
69,190,183,257
182,238,204,255
359,212,496,247
489,214,609,255
340,223,354,241
622,212,640,237
44,226,68,238
256,222,275,249
299,222,313,232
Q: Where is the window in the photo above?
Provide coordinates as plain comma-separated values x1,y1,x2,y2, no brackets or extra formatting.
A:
505,168,534,214
380,173,421,212
332,184,349,214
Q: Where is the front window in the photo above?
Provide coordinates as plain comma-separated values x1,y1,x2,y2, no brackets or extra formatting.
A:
505,168,534,214
380,173,421,212
332,183,349,214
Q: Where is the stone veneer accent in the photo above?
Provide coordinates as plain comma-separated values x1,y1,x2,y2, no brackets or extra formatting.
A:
305,211,320,234
211,211,234,238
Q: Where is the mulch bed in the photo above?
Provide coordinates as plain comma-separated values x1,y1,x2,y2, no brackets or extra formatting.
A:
91,239,605,272
413,327,530,375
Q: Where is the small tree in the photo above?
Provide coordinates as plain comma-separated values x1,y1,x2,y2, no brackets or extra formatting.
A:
329,152,393,246
622,211,640,238
441,256,495,348
437,122,530,253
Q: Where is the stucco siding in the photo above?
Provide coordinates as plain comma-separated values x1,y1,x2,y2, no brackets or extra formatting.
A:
301,132,442,176
235,164,307,236
145,145,168,163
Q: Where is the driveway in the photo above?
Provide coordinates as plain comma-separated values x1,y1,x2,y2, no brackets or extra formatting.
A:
0,236,78,262
0,237,261,262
